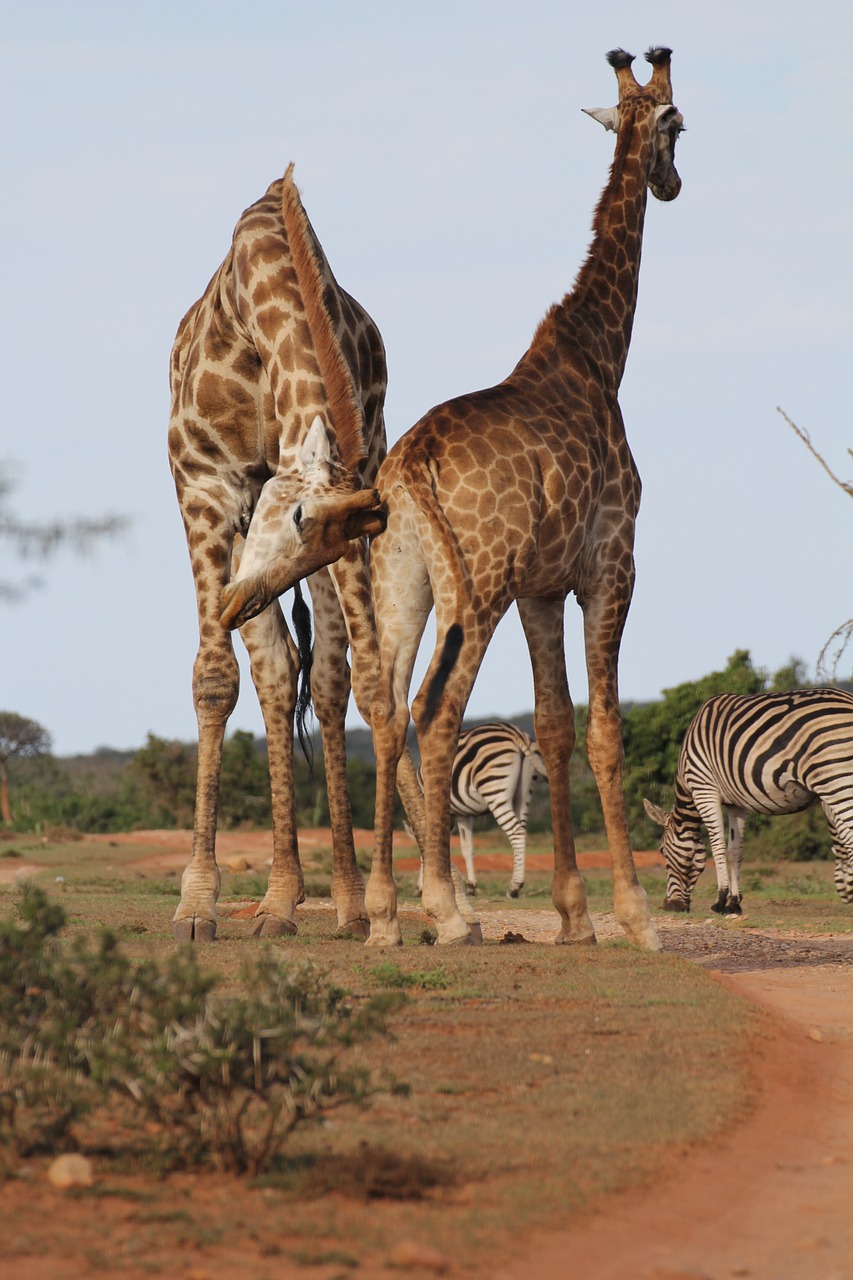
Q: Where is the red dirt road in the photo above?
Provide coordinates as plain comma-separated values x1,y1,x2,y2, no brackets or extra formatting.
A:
494,963,853,1280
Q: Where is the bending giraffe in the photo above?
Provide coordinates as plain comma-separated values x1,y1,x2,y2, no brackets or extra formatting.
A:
359,46,685,947
169,165,425,943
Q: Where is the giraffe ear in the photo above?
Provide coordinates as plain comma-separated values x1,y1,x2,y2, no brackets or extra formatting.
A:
582,106,620,133
299,415,332,474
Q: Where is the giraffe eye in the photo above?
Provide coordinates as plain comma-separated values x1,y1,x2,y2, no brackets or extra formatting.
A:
293,505,304,533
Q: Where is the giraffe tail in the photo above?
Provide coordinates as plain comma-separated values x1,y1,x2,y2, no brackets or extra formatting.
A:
421,625,464,729
291,582,314,768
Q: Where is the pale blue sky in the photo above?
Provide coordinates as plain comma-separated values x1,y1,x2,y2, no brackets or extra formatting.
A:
2,1,851,755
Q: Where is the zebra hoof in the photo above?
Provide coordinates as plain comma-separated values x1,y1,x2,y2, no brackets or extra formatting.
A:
506,884,523,899
172,916,216,942
723,899,743,917
466,883,477,895
662,898,689,913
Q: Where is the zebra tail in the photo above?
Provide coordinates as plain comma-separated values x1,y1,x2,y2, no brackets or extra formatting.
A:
291,581,315,770
421,624,464,730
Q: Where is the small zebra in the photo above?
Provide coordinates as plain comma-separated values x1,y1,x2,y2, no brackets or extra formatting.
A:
415,722,548,899
644,688,853,915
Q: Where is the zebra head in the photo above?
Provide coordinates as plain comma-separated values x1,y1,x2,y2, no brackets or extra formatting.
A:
643,797,706,912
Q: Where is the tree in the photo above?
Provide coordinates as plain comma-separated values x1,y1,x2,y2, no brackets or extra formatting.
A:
0,713,51,824
0,466,128,602
778,408,852,678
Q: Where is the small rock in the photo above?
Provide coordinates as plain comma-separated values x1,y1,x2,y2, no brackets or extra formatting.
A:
807,1026,823,1042
224,856,251,872
47,1154,94,1189
389,1239,451,1273
499,930,529,944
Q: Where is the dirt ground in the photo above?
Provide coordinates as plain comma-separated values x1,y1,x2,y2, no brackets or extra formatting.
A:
3,830,853,1279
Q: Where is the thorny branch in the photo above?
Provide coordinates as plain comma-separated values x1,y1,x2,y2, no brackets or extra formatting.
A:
778,407,852,678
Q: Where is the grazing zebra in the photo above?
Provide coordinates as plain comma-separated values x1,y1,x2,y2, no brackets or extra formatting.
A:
415,722,548,899
644,688,853,915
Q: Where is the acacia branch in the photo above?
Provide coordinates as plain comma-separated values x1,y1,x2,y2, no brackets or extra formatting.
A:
777,407,853,498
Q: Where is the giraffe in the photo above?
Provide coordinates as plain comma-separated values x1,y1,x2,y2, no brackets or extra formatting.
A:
358,46,685,948
168,164,425,943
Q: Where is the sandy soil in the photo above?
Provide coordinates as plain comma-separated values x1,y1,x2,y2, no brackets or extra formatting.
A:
4,830,853,1279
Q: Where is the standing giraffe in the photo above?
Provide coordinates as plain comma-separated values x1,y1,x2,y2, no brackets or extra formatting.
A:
359,46,684,947
169,165,420,942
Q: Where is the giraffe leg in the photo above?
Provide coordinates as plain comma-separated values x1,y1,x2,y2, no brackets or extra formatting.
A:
365,694,407,946
582,573,661,952
238,594,303,938
518,598,595,944
364,527,433,946
308,570,369,937
410,614,490,946
330,544,428,854
172,507,251,942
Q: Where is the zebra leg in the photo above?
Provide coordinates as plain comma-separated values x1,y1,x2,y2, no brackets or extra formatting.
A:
504,825,526,898
693,792,734,915
457,817,477,894
821,802,853,904
721,809,746,915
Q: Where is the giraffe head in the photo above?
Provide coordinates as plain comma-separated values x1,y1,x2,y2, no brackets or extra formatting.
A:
219,415,386,631
583,46,684,203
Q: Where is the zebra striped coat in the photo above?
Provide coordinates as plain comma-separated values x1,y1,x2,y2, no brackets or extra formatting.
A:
644,688,853,915
415,722,547,898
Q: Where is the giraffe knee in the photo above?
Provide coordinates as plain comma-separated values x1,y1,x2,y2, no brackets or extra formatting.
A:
192,662,240,721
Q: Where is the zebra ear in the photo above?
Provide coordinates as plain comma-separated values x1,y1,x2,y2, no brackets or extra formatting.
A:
643,798,669,826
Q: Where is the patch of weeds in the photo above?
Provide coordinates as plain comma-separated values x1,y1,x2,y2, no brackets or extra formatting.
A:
0,885,408,1177
72,1184,156,1201
0,848,22,860
302,878,332,899
122,880,181,898
224,873,269,899
128,1208,194,1225
419,928,437,946
774,875,825,898
370,961,449,990
290,1247,358,1269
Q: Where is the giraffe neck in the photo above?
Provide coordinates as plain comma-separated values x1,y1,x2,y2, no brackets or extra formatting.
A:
554,102,657,390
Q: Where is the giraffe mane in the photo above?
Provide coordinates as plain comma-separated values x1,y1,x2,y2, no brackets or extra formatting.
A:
280,164,368,473
530,98,641,351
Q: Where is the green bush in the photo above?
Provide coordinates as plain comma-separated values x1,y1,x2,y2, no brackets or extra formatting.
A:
0,887,404,1176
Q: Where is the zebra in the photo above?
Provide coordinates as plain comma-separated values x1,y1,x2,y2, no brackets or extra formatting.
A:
643,688,853,916
414,722,548,899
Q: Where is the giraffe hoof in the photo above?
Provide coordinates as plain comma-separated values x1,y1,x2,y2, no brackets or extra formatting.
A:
335,917,370,940
364,922,404,947
250,914,298,939
172,917,217,943
554,929,597,947
437,927,477,946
